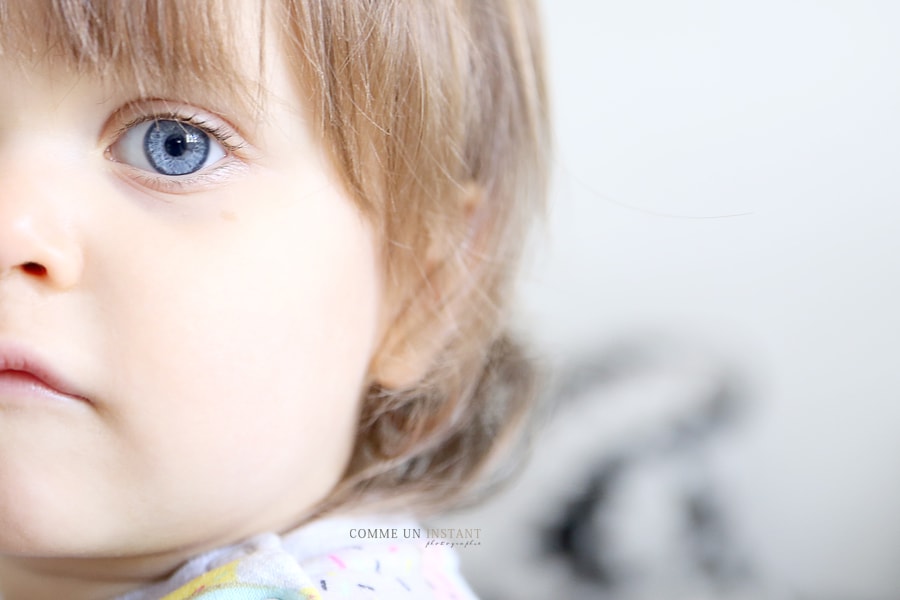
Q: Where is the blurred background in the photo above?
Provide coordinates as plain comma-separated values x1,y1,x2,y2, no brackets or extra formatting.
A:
435,1,900,599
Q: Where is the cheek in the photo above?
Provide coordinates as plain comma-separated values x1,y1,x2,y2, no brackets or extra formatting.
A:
96,185,382,532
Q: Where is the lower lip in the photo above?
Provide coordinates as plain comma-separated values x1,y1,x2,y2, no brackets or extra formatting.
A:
0,371,85,407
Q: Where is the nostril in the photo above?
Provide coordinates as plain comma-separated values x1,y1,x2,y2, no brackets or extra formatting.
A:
22,262,47,276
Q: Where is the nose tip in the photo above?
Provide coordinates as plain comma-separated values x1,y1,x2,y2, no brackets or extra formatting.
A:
0,211,84,291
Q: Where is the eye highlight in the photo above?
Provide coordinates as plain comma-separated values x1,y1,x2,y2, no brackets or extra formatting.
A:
112,118,225,177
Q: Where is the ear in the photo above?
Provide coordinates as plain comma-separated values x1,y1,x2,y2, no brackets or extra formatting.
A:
368,185,484,390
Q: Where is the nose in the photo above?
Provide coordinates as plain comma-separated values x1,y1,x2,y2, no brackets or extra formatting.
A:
0,168,84,291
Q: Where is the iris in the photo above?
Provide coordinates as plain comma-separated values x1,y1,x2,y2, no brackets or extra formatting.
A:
144,120,211,176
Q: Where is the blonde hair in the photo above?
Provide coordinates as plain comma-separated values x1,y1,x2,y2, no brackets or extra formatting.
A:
284,1,551,515
1,0,550,515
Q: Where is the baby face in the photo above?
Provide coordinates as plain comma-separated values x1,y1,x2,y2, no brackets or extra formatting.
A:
0,6,382,562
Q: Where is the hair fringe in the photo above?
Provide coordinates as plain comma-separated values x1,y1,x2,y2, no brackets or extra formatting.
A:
0,0,258,114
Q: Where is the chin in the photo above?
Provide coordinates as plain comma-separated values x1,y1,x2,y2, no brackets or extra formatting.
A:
0,480,116,558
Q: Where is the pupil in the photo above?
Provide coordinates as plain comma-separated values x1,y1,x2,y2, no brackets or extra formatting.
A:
164,134,187,157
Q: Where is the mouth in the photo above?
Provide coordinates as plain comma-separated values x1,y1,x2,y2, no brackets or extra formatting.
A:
0,348,90,406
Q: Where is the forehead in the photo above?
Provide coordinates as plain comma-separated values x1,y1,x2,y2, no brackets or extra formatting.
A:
0,0,265,113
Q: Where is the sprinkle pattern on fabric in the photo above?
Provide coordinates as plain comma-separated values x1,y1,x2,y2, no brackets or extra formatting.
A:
113,517,479,600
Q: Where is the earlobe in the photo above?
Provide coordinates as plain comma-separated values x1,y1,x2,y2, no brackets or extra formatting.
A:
368,246,470,391
368,185,485,391
369,320,448,391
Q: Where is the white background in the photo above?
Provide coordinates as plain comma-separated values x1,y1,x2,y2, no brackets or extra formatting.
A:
519,1,900,596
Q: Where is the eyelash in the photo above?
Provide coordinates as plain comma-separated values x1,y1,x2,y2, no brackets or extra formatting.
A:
107,107,250,194
116,112,245,154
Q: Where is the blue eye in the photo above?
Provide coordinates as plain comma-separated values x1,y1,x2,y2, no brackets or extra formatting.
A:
144,120,210,175
111,118,227,177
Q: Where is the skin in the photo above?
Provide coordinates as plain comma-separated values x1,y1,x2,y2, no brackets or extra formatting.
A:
0,7,398,600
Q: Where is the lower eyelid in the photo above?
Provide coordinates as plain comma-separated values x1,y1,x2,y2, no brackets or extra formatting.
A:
116,158,251,196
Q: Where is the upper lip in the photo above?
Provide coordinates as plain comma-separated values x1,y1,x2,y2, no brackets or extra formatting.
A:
0,343,90,403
